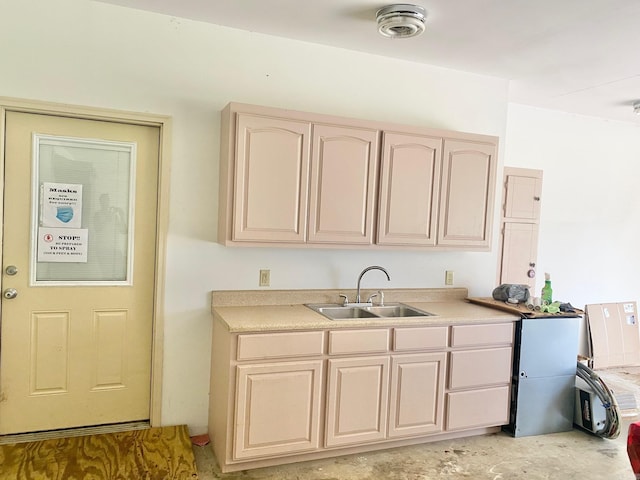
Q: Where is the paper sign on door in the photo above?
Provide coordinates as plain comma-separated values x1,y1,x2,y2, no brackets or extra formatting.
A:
37,227,88,263
42,182,83,229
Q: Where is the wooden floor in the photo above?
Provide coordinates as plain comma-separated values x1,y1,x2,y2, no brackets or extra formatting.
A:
0,425,198,480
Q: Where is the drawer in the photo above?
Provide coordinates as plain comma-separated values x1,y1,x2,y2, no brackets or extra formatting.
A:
449,347,512,389
394,326,448,351
237,331,325,361
328,329,390,355
451,323,514,347
446,386,510,431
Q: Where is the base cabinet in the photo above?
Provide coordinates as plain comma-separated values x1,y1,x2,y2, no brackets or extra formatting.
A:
210,321,514,472
325,356,390,447
446,386,511,431
234,361,323,459
446,324,514,431
389,352,447,438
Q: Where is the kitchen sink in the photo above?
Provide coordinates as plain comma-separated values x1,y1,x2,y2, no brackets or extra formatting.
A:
309,305,378,319
362,304,431,317
306,303,434,321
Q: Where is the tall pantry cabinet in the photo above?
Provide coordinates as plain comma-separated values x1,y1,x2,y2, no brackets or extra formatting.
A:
497,167,543,287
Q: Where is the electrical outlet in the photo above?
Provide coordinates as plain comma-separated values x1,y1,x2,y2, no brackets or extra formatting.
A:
259,269,270,287
445,270,454,286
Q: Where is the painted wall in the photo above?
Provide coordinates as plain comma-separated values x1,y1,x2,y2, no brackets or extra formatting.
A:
504,104,640,353
1,0,636,434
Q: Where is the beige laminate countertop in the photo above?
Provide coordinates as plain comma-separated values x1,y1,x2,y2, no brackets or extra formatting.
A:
212,300,519,333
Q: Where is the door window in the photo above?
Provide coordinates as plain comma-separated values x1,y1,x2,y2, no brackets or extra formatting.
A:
31,134,136,285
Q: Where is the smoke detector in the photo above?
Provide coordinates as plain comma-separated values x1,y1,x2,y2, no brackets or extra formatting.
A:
376,4,427,39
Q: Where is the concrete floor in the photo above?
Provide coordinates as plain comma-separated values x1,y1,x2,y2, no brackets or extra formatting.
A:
194,368,640,479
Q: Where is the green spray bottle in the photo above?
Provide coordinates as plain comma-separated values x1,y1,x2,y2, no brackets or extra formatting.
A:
541,272,553,305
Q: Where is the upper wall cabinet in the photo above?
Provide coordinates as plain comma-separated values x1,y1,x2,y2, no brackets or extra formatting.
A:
437,140,497,248
222,111,311,243
503,169,542,221
218,102,498,251
377,132,442,246
308,124,379,245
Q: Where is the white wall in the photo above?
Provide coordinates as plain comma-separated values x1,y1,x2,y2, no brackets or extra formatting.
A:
12,0,636,435
504,104,640,354
505,104,640,307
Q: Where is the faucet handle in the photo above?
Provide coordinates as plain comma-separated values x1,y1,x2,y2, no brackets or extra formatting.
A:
339,294,349,306
366,293,378,304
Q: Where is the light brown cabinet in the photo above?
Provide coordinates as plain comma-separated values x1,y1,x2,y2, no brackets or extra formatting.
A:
209,316,513,473
308,124,379,245
234,360,323,459
377,132,441,246
503,169,542,220
388,352,446,437
229,113,311,243
218,103,498,250
325,356,390,446
437,140,497,248
498,167,543,287
445,323,513,431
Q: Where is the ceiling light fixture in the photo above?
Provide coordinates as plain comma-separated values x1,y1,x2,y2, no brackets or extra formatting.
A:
376,4,427,39
634,101,640,115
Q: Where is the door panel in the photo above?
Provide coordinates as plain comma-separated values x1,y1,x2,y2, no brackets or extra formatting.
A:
504,173,542,220
388,352,446,438
0,111,159,434
232,113,311,243
500,222,539,287
438,140,496,247
308,124,379,245
325,356,389,447
377,133,441,246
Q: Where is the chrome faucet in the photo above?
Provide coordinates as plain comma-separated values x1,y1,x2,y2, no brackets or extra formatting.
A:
356,265,391,303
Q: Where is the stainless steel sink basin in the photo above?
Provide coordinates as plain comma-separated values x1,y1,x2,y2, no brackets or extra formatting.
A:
362,304,432,318
306,303,434,320
310,305,378,319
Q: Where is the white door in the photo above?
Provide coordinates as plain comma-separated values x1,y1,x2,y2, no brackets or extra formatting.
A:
0,110,160,434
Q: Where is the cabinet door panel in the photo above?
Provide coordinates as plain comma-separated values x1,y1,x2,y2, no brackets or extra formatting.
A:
438,140,496,247
328,328,389,355
308,124,379,244
378,133,441,246
500,222,539,287
234,360,323,459
233,114,311,242
388,352,446,438
451,323,514,348
325,356,389,447
449,347,513,389
446,386,510,430
504,172,542,220
237,331,325,361
394,326,449,351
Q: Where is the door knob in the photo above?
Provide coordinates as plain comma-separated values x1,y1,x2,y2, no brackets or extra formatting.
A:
5,265,18,276
3,288,17,299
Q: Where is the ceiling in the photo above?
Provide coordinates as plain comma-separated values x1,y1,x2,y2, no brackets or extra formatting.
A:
96,0,640,123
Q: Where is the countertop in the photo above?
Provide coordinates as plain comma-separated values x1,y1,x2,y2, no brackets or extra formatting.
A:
211,288,519,333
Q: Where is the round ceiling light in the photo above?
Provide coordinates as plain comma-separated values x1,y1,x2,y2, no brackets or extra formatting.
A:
376,4,427,39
